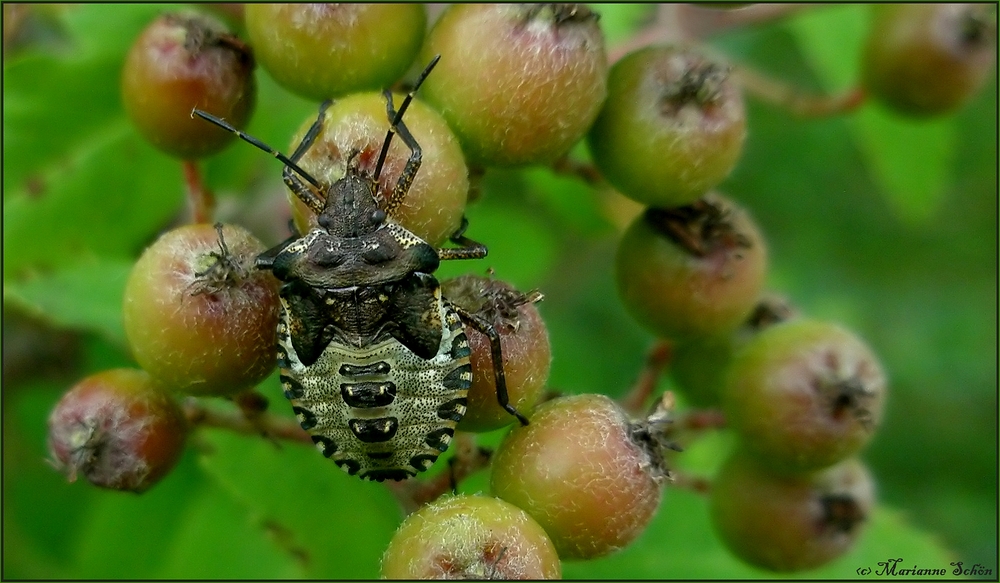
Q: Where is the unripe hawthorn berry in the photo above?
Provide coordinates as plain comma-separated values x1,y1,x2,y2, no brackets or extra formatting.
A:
245,4,426,101
286,92,469,247
491,393,670,560
380,494,561,580
588,45,746,208
710,450,874,572
615,193,768,343
47,369,187,493
123,223,280,396
723,319,887,473
441,275,550,433
419,4,608,167
862,4,997,117
671,295,798,407
121,11,255,159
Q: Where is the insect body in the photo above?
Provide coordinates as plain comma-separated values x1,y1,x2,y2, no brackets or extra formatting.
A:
194,56,528,481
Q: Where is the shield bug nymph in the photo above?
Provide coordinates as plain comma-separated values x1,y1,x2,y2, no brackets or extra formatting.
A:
194,56,529,482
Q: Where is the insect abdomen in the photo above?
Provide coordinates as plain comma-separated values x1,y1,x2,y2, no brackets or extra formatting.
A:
278,300,472,481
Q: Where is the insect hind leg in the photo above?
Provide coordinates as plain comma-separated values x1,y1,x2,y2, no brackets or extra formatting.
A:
452,304,530,426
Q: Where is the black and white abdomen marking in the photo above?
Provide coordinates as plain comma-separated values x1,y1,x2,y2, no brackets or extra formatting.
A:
276,295,472,482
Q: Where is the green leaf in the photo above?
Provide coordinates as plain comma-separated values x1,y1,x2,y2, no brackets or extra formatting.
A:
786,4,957,225
849,109,957,224
196,423,403,579
590,4,656,47
3,128,183,278
3,4,174,196
4,258,133,348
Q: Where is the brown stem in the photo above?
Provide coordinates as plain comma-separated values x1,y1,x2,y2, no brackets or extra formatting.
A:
467,165,486,204
608,4,812,64
183,397,313,445
549,155,604,187
620,340,673,417
670,469,712,495
384,432,492,515
183,160,216,224
734,65,867,118
674,408,727,433
674,4,813,42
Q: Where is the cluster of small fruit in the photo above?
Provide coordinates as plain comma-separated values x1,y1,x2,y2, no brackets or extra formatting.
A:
593,24,894,575
46,9,269,495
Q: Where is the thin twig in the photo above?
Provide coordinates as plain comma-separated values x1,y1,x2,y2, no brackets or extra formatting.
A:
608,4,812,63
620,340,673,417
182,160,216,224
674,4,813,41
734,65,867,118
674,408,727,433
670,469,712,495
549,155,604,187
183,397,313,445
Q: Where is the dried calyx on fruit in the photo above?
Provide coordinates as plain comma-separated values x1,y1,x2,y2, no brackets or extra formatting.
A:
723,319,887,473
589,45,746,208
616,193,768,342
380,494,561,579
862,3,997,117
47,369,188,493
122,223,280,397
491,393,673,560
710,450,875,572
121,11,255,159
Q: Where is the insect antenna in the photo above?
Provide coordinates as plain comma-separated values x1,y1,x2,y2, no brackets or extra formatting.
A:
373,54,441,182
191,109,323,190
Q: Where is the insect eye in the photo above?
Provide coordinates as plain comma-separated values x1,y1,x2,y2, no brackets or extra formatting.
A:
371,209,387,224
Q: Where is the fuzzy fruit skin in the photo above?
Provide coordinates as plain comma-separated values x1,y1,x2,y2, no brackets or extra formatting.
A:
380,494,561,579
862,4,996,118
245,4,425,101
47,369,187,493
588,45,746,207
491,394,663,560
711,450,874,572
442,275,551,433
723,319,887,474
615,194,768,343
123,223,279,396
121,11,255,159
419,4,608,167
286,92,468,248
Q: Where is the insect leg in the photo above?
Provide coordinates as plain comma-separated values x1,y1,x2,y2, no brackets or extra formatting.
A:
452,304,530,426
378,89,422,215
290,100,333,162
282,166,326,216
438,216,489,260
374,55,440,210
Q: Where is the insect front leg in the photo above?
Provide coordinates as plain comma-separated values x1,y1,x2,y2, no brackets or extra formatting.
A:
290,100,333,162
379,89,422,216
452,304,530,426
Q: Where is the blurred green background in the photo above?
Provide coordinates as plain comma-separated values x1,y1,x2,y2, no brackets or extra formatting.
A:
3,4,995,579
